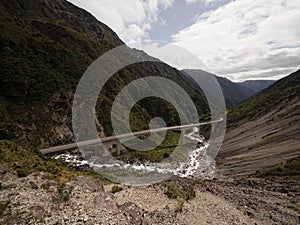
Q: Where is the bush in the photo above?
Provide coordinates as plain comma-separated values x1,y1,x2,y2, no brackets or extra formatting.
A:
175,199,184,213
111,185,123,193
53,183,73,203
164,182,180,199
17,167,29,177
182,186,196,201
0,201,10,217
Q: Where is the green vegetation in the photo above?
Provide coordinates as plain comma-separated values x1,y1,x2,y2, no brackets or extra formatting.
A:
254,157,300,180
164,181,196,201
118,131,181,163
111,185,123,194
0,140,108,183
164,180,197,213
227,69,300,129
0,201,10,217
165,182,181,199
175,199,185,213
52,183,73,204
0,0,209,159
287,205,300,212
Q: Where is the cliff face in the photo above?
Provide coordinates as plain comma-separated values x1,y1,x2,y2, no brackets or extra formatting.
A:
0,0,209,148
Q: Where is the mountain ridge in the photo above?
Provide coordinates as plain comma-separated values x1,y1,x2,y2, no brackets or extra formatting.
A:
182,69,256,109
0,0,209,148
239,80,276,93
218,69,300,176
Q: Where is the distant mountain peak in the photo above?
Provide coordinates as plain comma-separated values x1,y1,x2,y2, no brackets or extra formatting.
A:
238,80,276,92
182,69,255,109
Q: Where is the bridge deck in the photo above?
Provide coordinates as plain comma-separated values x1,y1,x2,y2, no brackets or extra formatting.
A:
40,119,222,155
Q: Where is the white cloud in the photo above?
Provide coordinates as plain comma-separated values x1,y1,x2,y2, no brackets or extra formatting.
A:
172,0,300,81
185,0,221,5
68,0,173,43
131,41,209,71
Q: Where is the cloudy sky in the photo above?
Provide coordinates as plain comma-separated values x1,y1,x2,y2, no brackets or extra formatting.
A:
68,0,300,81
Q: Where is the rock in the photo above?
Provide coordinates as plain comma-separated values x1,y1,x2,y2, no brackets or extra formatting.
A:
2,172,18,181
119,202,145,225
29,181,38,189
93,195,117,212
29,205,45,221
14,162,23,168
280,188,288,194
206,187,215,193
4,183,17,189
0,164,9,175
3,46,13,53
74,164,92,172
245,210,253,217
73,176,104,192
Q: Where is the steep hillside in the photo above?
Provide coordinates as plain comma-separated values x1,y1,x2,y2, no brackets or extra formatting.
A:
239,80,276,92
215,76,255,109
218,69,300,176
183,69,255,109
0,0,209,148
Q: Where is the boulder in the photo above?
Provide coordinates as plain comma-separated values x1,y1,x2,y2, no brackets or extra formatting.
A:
73,176,104,192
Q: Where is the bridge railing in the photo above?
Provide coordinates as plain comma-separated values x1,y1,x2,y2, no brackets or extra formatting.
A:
40,118,223,155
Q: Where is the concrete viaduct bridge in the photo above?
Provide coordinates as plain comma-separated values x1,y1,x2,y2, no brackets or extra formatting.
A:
40,119,223,155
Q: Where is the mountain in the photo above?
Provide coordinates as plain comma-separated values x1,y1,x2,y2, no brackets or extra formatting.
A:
0,0,209,148
182,69,256,109
217,69,300,176
239,80,276,93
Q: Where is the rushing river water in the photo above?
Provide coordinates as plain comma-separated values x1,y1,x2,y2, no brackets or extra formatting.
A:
54,128,216,179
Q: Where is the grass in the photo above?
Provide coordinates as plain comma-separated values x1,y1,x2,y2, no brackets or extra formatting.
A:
0,201,10,217
254,156,300,180
164,180,197,213
111,185,123,194
0,140,109,184
164,180,197,201
287,205,300,212
117,129,203,164
165,182,181,199
227,70,300,130
175,199,185,213
117,131,182,163
52,183,73,204
1,0,211,149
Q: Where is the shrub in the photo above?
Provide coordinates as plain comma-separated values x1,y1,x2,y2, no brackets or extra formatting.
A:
0,201,10,217
111,185,123,193
182,185,196,201
165,182,180,199
175,199,184,213
17,167,29,177
287,205,300,212
53,183,73,203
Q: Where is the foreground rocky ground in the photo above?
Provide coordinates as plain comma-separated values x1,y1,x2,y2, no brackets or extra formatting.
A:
1,169,299,225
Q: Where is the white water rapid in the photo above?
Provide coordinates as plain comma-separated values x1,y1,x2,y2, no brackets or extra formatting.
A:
54,127,216,179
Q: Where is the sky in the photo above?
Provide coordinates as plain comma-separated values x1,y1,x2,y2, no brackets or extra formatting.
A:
68,0,300,81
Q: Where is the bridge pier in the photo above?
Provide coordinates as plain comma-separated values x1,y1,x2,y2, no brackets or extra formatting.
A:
180,129,186,145
104,140,127,156
40,119,222,155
